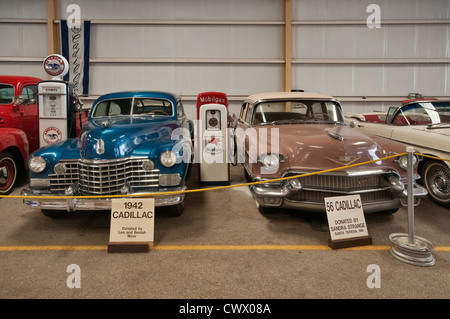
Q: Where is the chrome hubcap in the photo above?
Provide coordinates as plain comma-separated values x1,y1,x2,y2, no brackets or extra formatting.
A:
429,168,450,199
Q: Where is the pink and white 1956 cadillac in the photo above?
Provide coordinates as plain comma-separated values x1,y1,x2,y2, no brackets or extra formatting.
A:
231,91,427,214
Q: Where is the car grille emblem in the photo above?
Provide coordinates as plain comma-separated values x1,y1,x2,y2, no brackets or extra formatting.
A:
96,138,105,155
325,155,361,166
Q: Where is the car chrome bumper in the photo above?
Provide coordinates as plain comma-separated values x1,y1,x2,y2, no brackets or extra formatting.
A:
249,179,428,213
21,187,186,212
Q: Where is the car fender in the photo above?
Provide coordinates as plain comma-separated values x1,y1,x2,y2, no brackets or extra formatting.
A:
0,128,29,168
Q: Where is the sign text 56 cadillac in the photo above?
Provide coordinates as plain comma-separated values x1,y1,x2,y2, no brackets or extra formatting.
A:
22,91,193,217
232,92,427,214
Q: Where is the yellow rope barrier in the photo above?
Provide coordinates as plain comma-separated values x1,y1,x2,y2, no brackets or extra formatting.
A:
2,151,449,200
420,153,450,162
2,152,413,200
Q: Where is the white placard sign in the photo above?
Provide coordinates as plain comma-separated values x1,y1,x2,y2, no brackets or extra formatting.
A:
109,198,155,244
325,195,369,241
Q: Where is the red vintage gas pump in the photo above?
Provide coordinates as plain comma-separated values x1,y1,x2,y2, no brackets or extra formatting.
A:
196,92,230,185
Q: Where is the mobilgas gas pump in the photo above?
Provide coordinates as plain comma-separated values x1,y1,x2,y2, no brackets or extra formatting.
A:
196,92,230,185
38,54,82,147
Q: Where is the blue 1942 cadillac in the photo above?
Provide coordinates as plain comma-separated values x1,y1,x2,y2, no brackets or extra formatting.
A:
22,91,193,217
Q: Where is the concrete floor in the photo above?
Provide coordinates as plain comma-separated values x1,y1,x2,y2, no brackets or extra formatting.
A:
0,164,449,303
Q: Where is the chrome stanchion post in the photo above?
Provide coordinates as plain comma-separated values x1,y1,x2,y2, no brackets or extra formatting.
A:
407,147,415,245
389,147,435,266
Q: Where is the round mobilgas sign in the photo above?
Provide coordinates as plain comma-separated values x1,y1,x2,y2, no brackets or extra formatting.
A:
43,54,69,78
43,126,63,144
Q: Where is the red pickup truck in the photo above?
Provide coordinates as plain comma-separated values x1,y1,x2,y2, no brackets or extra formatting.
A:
0,75,87,195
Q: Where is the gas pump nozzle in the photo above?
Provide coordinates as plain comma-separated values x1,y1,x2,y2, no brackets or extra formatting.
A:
70,91,84,112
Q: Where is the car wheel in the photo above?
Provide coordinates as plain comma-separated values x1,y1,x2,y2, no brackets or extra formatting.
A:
164,201,184,216
422,160,450,208
257,205,278,215
0,152,18,195
41,210,69,218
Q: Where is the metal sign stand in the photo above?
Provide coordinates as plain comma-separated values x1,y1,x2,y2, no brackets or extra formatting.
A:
389,147,435,266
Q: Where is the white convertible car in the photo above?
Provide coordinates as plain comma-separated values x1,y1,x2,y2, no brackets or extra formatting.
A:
346,98,450,208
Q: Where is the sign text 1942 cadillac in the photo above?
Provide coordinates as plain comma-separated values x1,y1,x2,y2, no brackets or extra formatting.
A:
22,91,193,217
232,92,427,214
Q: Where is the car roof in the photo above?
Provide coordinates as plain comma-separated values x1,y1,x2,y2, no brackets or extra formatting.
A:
94,91,180,104
245,91,336,103
0,75,42,85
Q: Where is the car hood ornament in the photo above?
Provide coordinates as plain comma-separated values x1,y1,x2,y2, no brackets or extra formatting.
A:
326,129,344,141
101,119,111,129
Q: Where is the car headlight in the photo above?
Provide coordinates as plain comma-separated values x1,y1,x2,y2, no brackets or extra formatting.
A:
160,150,177,168
259,153,284,169
396,154,418,170
29,156,47,173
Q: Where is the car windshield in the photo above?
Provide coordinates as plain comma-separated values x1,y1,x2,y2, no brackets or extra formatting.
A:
392,101,450,126
92,97,174,117
253,100,344,125
0,84,14,104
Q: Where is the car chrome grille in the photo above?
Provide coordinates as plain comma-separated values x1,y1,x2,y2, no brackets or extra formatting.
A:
292,173,386,191
287,189,394,203
284,172,395,203
49,158,160,195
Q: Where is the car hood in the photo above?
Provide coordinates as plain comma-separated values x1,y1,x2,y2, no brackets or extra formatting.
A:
389,125,450,153
78,116,179,159
424,126,450,136
256,124,405,172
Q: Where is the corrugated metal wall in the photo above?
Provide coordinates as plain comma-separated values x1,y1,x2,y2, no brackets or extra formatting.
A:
1,0,449,117
293,0,450,112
